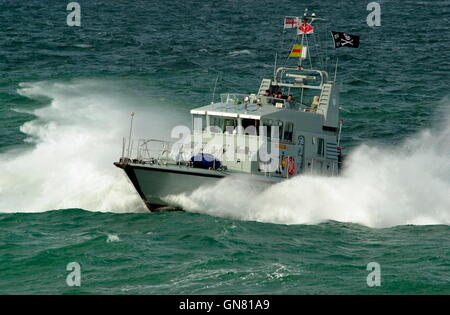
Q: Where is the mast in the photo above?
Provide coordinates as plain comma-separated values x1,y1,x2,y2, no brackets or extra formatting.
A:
274,10,329,84
298,8,308,69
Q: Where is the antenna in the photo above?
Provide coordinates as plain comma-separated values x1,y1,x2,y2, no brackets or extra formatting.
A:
273,52,278,80
334,57,339,82
127,112,135,159
211,75,219,104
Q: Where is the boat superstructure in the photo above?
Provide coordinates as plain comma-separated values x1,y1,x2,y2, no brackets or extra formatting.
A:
114,10,344,211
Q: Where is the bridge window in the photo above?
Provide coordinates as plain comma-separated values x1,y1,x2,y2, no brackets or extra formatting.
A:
317,138,325,156
208,116,238,133
283,122,294,142
192,114,206,131
242,118,260,136
224,118,237,134
209,116,224,133
262,119,283,139
275,120,283,140
262,118,273,138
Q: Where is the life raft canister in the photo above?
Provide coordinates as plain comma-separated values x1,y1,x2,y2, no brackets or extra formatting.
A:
287,157,296,175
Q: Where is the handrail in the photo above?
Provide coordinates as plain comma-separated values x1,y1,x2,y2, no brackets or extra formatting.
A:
274,67,328,86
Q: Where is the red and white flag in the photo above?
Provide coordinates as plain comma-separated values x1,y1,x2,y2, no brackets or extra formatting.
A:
297,23,314,35
284,17,298,29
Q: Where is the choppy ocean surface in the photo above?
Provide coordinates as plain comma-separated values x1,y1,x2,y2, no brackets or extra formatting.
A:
0,0,449,294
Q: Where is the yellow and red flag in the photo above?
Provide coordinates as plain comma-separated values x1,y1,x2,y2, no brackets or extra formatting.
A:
289,45,307,58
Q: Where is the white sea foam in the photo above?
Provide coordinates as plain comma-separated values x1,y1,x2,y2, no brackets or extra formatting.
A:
166,100,450,228
74,44,92,48
106,234,121,243
227,49,253,57
2,79,449,228
0,80,184,213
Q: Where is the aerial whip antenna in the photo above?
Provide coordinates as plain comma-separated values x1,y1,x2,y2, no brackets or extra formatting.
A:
127,112,135,159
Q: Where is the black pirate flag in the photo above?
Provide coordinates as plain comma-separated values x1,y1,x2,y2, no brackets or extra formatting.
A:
331,31,360,48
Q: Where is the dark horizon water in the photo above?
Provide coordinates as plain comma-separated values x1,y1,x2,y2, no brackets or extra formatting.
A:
0,0,449,294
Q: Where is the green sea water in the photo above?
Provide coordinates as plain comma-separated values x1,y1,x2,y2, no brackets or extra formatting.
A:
0,0,449,294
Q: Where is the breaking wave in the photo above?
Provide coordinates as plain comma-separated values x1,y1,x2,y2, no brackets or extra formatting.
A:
0,80,184,213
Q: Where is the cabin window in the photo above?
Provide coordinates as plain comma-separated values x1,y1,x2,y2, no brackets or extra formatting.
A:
283,122,294,142
209,116,224,133
261,118,273,138
209,116,238,133
262,119,283,139
317,138,325,156
192,114,206,131
275,120,283,140
242,118,260,136
224,118,237,134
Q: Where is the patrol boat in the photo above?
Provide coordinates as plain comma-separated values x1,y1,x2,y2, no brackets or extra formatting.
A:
114,10,344,211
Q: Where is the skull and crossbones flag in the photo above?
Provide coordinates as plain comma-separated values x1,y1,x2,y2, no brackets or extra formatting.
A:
331,31,360,48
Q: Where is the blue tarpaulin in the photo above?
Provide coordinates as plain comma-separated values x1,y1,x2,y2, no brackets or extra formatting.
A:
190,153,221,169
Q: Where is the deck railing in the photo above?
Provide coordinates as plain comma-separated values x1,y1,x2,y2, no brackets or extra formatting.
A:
120,138,179,165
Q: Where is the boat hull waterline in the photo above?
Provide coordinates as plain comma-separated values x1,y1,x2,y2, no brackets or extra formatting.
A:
114,162,281,212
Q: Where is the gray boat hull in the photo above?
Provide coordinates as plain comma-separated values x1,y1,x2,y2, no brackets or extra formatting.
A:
114,162,226,211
